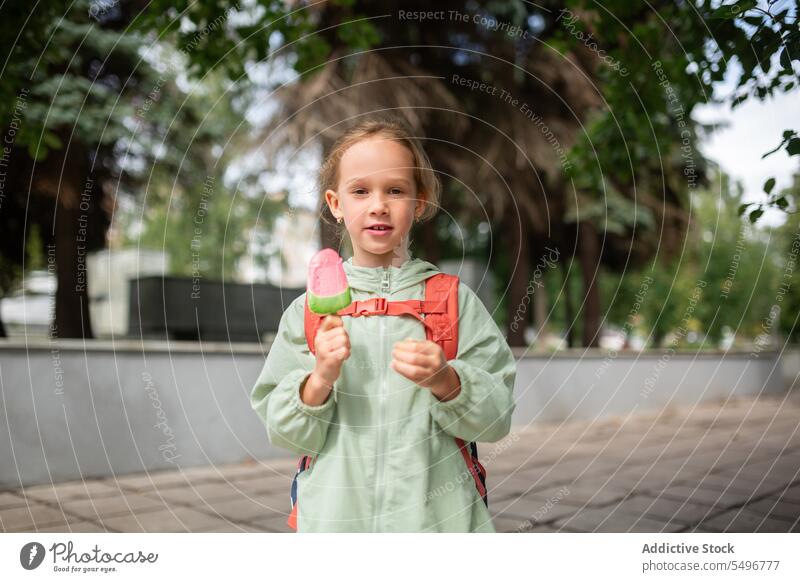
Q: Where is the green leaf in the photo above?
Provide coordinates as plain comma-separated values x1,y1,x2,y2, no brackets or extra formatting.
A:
764,177,776,194
731,93,748,108
749,208,764,223
762,132,793,159
737,203,750,216
787,138,800,156
780,47,793,70
775,197,789,210
743,15,762,27
711,0,757,19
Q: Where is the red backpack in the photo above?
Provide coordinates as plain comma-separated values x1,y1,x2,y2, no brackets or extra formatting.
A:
286,272,488,530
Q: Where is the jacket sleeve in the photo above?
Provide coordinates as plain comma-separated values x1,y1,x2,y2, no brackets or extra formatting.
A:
250,294,337,456
429,282,517,443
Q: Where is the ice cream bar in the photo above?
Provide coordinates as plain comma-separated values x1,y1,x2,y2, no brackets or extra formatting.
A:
307,248,351,314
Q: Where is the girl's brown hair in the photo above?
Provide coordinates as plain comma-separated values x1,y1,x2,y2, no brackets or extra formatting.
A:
318,117,441,225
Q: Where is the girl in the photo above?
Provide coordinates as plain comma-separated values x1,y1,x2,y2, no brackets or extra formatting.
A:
250,117,517,532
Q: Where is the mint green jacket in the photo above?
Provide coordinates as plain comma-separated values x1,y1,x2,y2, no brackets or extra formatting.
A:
250,256,517,532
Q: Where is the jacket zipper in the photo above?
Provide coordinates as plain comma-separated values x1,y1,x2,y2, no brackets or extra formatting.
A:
372,266,391,532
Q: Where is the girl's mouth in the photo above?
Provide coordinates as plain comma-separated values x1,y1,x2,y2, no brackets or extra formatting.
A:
365,225,394,236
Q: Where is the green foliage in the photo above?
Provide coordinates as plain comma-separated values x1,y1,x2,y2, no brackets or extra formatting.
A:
560,0,799,225
774,170,800,341
601,166,789,347
132,0,380,81
1,1,145,159
115,64,287,281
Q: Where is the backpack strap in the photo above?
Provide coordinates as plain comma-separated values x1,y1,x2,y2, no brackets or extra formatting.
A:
287,455,313,530
421,273,459,360
303,281,458,355
455,437,487,503
303,294,325,356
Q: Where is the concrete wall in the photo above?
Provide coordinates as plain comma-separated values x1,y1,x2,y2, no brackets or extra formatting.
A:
510,348,790,427
0,340,794,488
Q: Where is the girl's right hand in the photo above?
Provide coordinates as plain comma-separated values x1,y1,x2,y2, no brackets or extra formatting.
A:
311,315,350,388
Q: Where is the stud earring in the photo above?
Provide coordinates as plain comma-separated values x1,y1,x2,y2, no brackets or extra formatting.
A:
337,217,343,224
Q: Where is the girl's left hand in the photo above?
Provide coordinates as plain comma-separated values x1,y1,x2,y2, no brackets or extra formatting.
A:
391,338,461,399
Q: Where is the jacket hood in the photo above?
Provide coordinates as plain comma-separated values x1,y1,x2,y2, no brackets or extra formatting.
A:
342,255,441,294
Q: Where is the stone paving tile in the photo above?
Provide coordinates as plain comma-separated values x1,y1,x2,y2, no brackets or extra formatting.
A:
57,492,170,521
214,459,296,481
775,484,800,504
199,495,288,523
491,492,579,526
233,475,294,497
0,491,28,509
600,493,726,526
107,461,284,492
138,481,251,505
199,523,273,533
605,440,707,466
490,513,531,533
656,484,752,509
500,478,631,505
517,457,623,485
670,449,755,473
609,465,700,494
553,502,683,533
543,479,635,507
1,503,83,532
696,507,800,533
685,471,791,500
490,513,558,533
737,456,800,482
34,521,114,533
20,480,121,503
99,506,232,533
249,512,293,533
487,473,552,500
740,495,800,521
111,471,199,492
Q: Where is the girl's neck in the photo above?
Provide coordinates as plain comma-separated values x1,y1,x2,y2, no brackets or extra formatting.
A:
352,235,411,268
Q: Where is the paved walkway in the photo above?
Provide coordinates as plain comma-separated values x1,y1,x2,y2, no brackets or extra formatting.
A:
3,394,800,533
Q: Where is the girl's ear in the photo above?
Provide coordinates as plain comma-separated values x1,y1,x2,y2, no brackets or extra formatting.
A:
415,192,427,220
325,188,341,219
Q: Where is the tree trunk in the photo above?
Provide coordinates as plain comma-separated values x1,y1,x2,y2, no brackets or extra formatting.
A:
318,135,344,254
530,233,553,347
417,218,439,264
533,272,548,341
320,217,341,252
561,259,575,348
503,207,529,347
578,220,601,347
53,204,94,338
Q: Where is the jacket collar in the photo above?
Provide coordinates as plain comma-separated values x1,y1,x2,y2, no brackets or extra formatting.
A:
342,254,442,294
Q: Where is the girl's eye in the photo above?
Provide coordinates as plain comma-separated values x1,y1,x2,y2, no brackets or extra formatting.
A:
353,189,368,195
389,188,403,195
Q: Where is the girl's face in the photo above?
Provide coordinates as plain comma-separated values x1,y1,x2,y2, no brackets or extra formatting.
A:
326,136,425,268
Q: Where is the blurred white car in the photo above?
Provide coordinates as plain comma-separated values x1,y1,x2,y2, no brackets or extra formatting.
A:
0,271,56,337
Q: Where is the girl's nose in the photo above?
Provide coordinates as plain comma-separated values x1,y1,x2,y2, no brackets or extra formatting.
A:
368,192,389,214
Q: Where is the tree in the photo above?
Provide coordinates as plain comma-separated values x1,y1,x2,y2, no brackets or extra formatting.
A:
602,165,783,349
5,1,797,346
116,64,286,280
774,168,800,342
0,0,165,337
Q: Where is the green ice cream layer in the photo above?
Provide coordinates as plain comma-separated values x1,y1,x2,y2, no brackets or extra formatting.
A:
308,287,352,315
